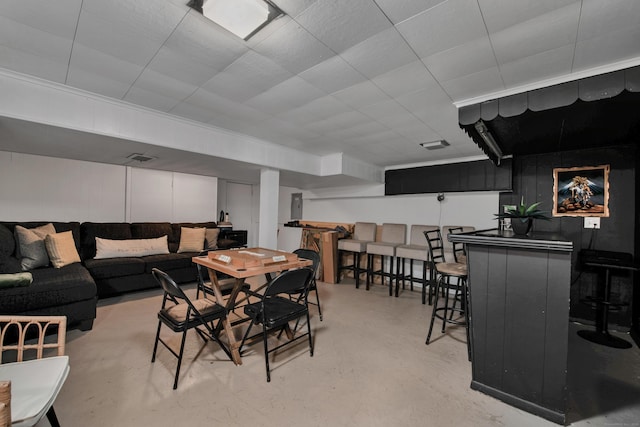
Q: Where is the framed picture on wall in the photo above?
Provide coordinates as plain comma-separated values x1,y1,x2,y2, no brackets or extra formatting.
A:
552,165,610,217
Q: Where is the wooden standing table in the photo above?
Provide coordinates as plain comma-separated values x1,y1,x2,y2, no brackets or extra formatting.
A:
193,248,312,365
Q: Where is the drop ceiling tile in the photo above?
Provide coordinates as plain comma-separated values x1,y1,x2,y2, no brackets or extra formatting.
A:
396,0,487,58
478,0,579,34
340,28,417,79
359,99,410,123
295,0,392,53
128,68,198,102
244,91,298,115
0,45,68,83
298,56,366,94
273,0,319,17
203,72,267,103
374,0,448,24
0,17,72,82
371,61,438,98
212,50,293,89
577,0,640,41
252,19,334,74
422,36,497,83
0,0,82,39
500,44,574,87
396,86,454,121
332,80,392,109
170,102,218,123
65,67,132,99
147,14,248,85
75,1,184,67
68,44,143,92
393,122,441,143
306,111,371,134
184,89,272,123
573,24,640,72
440,66,505,101
264,76,327,110
124,86,182,112
325,121,390,141
277,96,351,124
490,3,580,65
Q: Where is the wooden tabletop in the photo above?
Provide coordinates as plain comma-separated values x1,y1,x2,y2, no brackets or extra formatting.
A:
193,247,312,278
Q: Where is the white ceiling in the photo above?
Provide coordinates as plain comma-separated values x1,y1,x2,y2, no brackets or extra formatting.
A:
1,0,640,187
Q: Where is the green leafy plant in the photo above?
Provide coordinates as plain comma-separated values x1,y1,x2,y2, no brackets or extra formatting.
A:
495,197,551,220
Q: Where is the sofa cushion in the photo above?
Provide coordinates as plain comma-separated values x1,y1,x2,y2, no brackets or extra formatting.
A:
205,228,220,250
45,231,81,268
80,223,132,260
83,256,146,279
0,225,15,257
142,253,195,273
177,227,205,253
14,223,56,270
94,236,169,259
0,256,21,274
131,222,173,240
0,263,96,313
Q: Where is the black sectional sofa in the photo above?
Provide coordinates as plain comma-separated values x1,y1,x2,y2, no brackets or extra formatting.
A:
0,221,237,332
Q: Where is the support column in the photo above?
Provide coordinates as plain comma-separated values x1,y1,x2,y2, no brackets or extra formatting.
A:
258,168,279,249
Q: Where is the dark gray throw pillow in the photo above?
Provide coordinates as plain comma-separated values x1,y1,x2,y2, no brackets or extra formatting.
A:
0,256,22,274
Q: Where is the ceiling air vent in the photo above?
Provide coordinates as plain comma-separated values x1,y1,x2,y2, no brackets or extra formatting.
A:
419,140,449,150
127,153,156,162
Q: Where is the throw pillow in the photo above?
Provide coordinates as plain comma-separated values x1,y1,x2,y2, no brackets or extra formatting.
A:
45,231,81,268
205,228,220,250
14,223,56,270
177,227,206,253
0,256,21,274
0,272,33,288
94,236,169,259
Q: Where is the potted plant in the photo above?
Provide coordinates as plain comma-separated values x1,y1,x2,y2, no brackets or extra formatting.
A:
495,197,551,235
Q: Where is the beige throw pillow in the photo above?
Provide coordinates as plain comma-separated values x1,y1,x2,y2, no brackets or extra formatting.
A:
205,228,220,250
45,231,81,268
95,236,169,259
177,227,206,253
14,223,56,270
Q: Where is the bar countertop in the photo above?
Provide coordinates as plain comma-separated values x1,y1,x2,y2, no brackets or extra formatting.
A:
448,228,573,252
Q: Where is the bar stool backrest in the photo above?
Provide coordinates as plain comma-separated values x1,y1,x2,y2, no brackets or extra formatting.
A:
353,222,376,241
409,225,439,245
380,223,406,244
442,225,475,262
424,229,446,264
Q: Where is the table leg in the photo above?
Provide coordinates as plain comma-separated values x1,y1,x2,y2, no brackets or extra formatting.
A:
207,269,245,365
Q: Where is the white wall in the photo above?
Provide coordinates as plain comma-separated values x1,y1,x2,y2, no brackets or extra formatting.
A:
280,185,500,237
0,151,218,223
128,168,217,222
0,151,125,221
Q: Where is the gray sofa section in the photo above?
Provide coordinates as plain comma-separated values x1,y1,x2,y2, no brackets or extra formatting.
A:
0,220,237,331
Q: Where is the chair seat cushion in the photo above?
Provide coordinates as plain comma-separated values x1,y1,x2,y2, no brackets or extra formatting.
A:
83,257,145,279
142,253,195,273
435,262,467,277
366,242,397,256
244,296,307,329
338,239,371,253
396,244,428,261
160,298,226,330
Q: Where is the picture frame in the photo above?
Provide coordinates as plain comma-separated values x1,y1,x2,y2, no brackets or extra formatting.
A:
552,165,610,217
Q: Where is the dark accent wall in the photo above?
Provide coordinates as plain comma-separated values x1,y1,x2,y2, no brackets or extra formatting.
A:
499,144,637,328
385,158,512,195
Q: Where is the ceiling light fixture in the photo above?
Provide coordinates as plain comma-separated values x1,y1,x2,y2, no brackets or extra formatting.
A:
188,0,283,41
420,140,449,150
474,120,503,165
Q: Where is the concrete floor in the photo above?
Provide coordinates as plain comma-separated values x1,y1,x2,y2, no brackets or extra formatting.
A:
39,278,640,426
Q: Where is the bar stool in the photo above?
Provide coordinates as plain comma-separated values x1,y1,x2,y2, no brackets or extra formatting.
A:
337,222,376,288
424,228,471,360
366,223,406,295
395,225,439,301
442,225,475,263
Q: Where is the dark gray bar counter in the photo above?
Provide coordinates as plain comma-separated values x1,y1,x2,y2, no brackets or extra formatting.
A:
449,229,573,425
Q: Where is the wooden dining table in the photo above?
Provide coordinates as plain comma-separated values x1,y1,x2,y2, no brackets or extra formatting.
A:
192,247,312,365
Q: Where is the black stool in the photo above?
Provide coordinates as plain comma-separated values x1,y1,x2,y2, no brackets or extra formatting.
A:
424,229,471,360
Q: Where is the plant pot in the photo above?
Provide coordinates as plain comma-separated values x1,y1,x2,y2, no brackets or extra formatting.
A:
511,218,533,235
